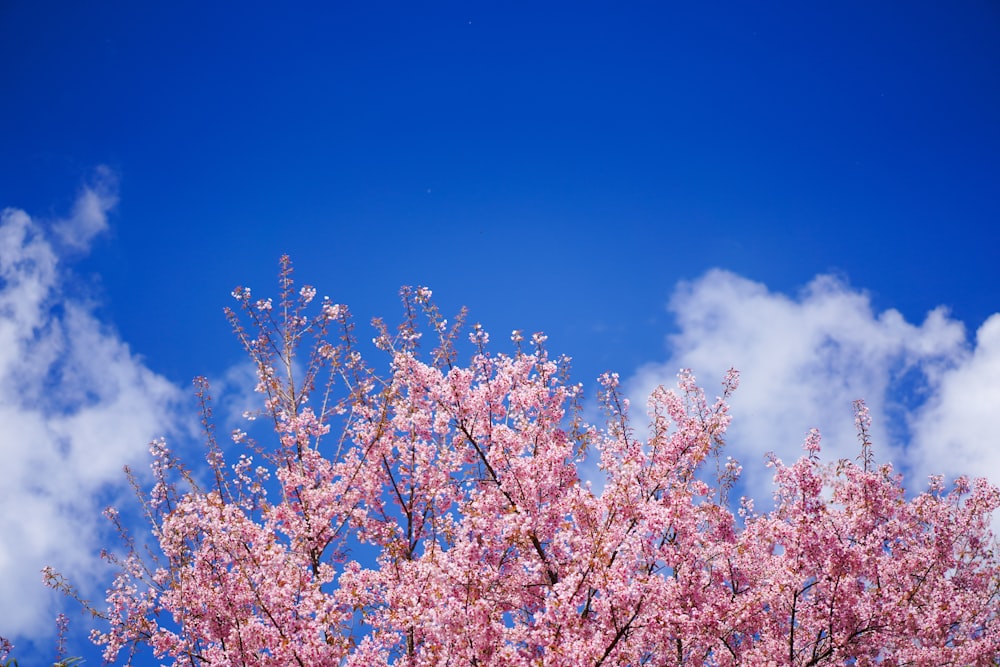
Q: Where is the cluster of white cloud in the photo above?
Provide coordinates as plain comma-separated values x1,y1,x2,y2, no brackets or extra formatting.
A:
627,269,1000,500
0,172,185,643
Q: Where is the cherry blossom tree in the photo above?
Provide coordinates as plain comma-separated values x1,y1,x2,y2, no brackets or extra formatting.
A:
47,257,1000,665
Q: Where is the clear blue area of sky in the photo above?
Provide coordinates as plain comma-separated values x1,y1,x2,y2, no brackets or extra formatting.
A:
1,2,999,664
3,1,998,391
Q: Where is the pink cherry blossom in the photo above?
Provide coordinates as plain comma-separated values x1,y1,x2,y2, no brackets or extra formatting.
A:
48,257,1000,665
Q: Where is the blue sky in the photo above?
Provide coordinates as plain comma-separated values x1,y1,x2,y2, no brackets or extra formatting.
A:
2,2,999,664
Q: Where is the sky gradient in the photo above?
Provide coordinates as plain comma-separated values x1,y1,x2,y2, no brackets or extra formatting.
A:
2,2,999,664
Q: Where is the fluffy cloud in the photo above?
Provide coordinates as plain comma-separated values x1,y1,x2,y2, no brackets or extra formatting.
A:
908,313,1000,483
51,166,118,252
628,269,999,498
0,173,185,643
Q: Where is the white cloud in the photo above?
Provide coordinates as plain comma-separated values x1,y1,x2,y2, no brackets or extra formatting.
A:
52,166,118,252
0,175,185,644
627,269,999,499
908,313,1000,484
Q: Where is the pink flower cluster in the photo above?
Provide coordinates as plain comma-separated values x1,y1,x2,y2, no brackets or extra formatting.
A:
49,258,1000,665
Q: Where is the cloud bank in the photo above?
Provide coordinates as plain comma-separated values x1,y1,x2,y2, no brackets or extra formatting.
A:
628,269,1000,499
0,173,184,644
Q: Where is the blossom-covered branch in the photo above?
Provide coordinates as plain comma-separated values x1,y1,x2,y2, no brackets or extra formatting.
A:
48,257,1000,665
